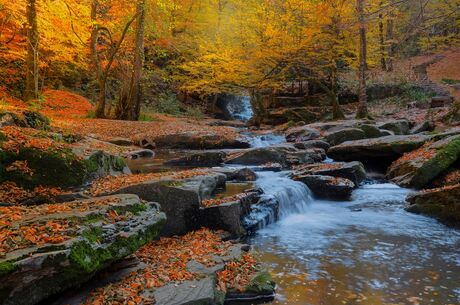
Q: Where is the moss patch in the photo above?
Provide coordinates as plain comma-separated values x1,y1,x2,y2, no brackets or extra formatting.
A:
246,271,275,293
0,261,17,277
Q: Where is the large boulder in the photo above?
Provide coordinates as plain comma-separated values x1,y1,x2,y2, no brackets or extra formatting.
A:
285,126,320,142
293,140,331,151
139,132,250,150
325,128,367,146
359,124,384,138
387,135,460,189
0,111,50,130
377,120,410,135
327,134,430,163
406,184,460,226
262,107,321,125
0,194,166,305
164,151,226,167
293,174,355,200
199,192,260,237
225,145,324,167
294,161,366,186
213,167,257,182
109,173,227,236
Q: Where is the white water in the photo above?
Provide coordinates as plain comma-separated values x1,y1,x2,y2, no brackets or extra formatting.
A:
251,181,460,305
247,133,286,148
228,96,253,121
256,171,313,218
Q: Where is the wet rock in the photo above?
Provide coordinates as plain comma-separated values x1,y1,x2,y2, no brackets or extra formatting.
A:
325,128,367,146
125,149,155,160
306,120,372,134
294,161,366,186
410,121,434,134
109,173,227,236
327,134,430,163
243,196,279,234
214,167,257,182
293,175,355,200
377,120,410,135
0,195,166,305
199,192,260,237
225,271,276,304
164,151,226,167
285,126,320,142
151,278,216,305
406,184,460,226
293,140,331,151
139,132,250,150
262,107,321,125
387,135,460,189
359,124,383,138
225,145,324,168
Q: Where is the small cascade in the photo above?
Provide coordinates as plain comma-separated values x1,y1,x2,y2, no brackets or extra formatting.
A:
245,133,286,148
256,171,313,218
226,96,254,121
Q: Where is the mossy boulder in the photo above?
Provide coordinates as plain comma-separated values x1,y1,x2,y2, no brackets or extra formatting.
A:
327,134,430,163
406,184,460,226
387,135,460,189
377,120,410,135
0,194,166,305
0,111,50,130
0,146,96,189
325,128,367,146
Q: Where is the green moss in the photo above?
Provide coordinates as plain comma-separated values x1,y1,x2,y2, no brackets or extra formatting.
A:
69,216,165,274
412,138,460,188
0,147,92,189
215,289,226,305
112,203,148,216
81,227,103,244
246,271,275,293
0,261,17,277
88,151,126,174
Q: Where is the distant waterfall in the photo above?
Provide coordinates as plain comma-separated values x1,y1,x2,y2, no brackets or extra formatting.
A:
226,96,254,121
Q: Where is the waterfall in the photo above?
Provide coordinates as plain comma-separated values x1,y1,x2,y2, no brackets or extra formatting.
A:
257,171,313,218
226,96,253,121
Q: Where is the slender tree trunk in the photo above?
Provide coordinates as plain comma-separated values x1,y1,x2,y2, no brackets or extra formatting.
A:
90,0,107,118
127,0,145,121
386,15,395,72
378,2,386,70
25,0,39,102
330,73,345,120
356,0,369,119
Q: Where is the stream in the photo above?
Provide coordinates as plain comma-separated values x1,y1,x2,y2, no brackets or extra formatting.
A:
241,132,460,305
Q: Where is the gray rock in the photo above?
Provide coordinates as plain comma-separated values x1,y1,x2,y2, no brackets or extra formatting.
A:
213,167,257,181
387,135,460,189
377,120,410,135
327,134,430,162
293,175,355,200
125,149,155,160
0,195,166,305
406,184,460,226
285,126,320,142
359,124,383,138
293,140,330,151
378,129,395,136
164,151,226,167
150,278,216,305
294,161,366,186
410,121,434,134
325,128,366,146
139,132,250,149
110,173,227,236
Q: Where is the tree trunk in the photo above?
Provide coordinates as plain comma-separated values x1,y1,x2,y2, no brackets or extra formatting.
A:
330,75,345,120
386,15,395,72
356,0,369,119
90,0,107,118
25,0,39,102
115,0,145,121
378,1,386,71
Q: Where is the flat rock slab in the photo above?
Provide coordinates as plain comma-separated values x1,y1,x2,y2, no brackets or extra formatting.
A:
165,151,227,167
327,134,430,162
0,194,166,305
294,161,366,186
152,278,217,305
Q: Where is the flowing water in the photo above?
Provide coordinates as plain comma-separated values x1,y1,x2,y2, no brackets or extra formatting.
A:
250,179,460,305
